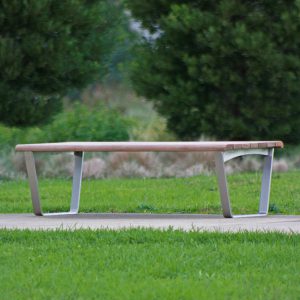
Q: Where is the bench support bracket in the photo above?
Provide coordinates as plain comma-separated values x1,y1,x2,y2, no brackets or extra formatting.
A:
24,151,84,216
215,148,274,218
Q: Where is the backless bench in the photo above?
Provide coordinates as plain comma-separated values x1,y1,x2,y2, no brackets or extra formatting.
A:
15,141,284,218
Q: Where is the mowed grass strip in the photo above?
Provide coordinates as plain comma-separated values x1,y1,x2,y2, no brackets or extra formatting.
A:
0,229,299,300
0,171,299,215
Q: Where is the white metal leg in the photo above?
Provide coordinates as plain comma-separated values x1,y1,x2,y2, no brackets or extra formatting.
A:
215,152,232,218
24,151,84,216
215,148,274,218
259,149,274,214
24,152,42,216
70,152,84,213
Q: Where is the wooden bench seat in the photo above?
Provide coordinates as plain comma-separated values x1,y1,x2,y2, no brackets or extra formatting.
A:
16,141,283,152
16,141,284,218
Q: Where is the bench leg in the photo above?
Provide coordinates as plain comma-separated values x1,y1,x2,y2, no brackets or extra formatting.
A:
215,148,274,218
70,152,84,214
24,151,84,216
24,152,43,216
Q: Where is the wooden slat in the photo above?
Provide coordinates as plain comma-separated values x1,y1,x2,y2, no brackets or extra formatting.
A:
15,141,284,153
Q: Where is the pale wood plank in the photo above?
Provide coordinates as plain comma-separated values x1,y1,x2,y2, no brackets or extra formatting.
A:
15,141,284,152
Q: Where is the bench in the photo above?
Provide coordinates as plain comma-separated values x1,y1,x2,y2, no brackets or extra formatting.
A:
15,141,284,218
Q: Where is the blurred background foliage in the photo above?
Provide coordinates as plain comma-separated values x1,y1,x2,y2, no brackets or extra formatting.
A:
0,0,123,126
0,0,300,174
0,0,174,149
126,0,300,143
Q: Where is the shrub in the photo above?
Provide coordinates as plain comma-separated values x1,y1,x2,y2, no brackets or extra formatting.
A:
44,103,131,142
0,103,131,147
126,0,300,143
0,124,20,147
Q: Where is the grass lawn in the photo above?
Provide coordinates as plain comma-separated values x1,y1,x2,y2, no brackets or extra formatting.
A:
0,171,299,299
0,171,299,215
0,229,299,299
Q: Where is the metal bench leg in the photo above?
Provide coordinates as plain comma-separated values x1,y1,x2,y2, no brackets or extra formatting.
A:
24,152,42,216
70,152,84,214
259,149,274,215
215,148,274,218
24,151,84,216
215,152,232,218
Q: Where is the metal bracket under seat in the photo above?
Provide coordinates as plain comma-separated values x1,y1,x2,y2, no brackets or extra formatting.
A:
214,148,274,218
24,151,84,216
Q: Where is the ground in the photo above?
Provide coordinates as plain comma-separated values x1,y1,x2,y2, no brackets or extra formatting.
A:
0,230,299,299
0,171,299,299
0,172,300,215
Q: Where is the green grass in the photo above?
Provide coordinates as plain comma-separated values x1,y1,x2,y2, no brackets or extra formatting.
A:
0,229,299,300
0,171,300,215
1,171,299,299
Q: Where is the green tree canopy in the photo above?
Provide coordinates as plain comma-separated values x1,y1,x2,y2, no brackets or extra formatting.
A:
0,0,119,126
126,0,300,143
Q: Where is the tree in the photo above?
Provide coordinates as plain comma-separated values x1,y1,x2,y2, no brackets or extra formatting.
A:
126,0,300,143
0,0,119,126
